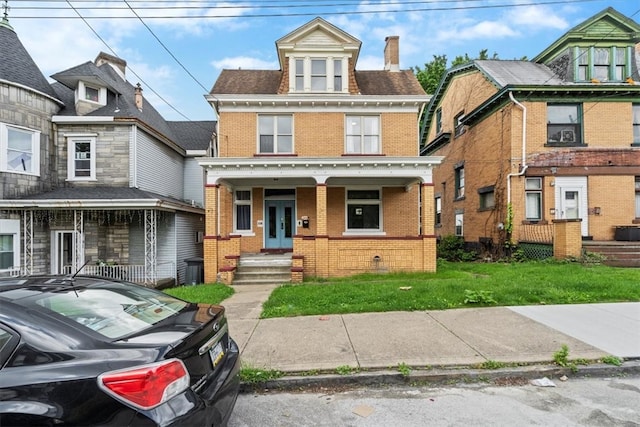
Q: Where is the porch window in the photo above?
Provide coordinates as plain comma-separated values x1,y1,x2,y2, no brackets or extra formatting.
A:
547,104,582,145
525,177,543,220
67,136,96,180
345,116,380,154
633,104,640,145
0,123,40,175
346,189,381,231
0,220,20,272
234,190,252,232
454,165,465,199
435,196,442,226
258,115,293,154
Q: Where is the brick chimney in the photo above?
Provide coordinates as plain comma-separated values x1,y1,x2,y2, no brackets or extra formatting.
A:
384,36,400,72
134,83,143,111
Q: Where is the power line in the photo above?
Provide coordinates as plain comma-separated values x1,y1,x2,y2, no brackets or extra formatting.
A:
9,0,609,19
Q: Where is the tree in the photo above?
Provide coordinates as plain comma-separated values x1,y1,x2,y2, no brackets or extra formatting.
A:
412,49,500,94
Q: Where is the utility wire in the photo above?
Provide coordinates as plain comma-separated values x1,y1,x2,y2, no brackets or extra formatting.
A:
10,0,608,19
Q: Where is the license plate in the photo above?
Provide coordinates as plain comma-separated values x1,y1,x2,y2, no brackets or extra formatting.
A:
209,342,224,368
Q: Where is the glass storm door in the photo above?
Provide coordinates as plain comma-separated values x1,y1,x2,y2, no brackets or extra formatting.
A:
265,200,294,249
562,190,580,219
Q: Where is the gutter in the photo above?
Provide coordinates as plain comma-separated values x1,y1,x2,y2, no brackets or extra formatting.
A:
506,91,528,205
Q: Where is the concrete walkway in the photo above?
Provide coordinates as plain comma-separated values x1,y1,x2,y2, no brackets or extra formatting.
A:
223,284,640,373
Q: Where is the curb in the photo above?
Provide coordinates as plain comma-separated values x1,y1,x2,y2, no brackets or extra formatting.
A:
240,359,640,393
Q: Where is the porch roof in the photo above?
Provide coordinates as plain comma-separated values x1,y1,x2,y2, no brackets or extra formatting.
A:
199,156,443,187
0,187,203,213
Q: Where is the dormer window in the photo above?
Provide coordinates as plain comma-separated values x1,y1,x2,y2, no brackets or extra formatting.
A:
78,81,106,105
290,57,347,93
575,46,630,82
85,86,100,102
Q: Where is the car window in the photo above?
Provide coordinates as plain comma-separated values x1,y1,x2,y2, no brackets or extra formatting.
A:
0,326,19,368
34,286,188,339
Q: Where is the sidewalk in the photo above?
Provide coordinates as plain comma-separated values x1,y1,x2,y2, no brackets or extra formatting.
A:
223,284,640,373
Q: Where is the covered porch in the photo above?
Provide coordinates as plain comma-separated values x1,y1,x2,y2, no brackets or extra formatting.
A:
199,156,443,282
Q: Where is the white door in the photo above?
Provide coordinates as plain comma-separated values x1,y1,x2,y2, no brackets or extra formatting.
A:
555,177,588,237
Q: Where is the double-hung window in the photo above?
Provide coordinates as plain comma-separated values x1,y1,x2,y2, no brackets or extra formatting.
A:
455,212,464,236
633,104,640,145
67,135,96,180
258,115,293,154
547,104,582,145
1,123,40,175
0,220,20,274
435,108,443,134
346,189,381,232
454,165,465,199
435,196,442,226
345,116,380,154
525,178,543,221
291,57,345,92
234,190,252,232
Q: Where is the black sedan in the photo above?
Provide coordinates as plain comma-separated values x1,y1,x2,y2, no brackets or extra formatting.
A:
0,275,240,426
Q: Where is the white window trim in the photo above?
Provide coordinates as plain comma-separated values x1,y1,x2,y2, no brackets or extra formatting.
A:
0,122,40,176
345,115,381,154
257,115,294,154
288,55,349,93
66,134,97,181
343,187,385,235
455,212,464,236
233,188,254,235
0,219,21,274
77,81,107,106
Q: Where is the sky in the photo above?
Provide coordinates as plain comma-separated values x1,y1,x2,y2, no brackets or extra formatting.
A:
5,1,640,122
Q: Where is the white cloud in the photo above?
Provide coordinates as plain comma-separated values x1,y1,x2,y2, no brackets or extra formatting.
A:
506,5,568,29
210,56,279,70
437,20,519,42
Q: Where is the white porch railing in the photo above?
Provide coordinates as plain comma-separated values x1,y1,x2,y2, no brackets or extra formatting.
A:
61,262,176,284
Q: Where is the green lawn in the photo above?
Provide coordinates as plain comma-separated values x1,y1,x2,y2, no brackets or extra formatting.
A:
161,260,640,319
260,260,640,318
164,283,234,305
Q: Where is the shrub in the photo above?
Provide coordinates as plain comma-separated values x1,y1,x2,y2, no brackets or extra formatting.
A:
437,235,476,262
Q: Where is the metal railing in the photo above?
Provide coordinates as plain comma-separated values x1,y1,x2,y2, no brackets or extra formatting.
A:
62,262,176,284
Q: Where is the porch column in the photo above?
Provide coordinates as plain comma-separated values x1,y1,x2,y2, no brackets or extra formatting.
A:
204,184,220,283
421,183,435,235
421,183,437,272
315,183,329,278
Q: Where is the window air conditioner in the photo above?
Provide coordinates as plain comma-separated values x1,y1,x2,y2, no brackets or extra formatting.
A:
561,130,575,142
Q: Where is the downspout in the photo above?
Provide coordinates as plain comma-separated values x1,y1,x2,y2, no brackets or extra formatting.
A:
506,91,528,205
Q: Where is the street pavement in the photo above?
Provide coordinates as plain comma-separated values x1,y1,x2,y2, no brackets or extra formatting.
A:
223,284,640,374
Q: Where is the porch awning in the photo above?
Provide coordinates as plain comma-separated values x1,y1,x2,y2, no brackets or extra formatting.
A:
0,187,203,213
199,156,444,187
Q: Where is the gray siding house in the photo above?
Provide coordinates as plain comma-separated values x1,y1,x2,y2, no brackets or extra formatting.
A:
0,16,215,285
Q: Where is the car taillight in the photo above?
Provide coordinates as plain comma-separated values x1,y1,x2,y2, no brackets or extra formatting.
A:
98,359,190,410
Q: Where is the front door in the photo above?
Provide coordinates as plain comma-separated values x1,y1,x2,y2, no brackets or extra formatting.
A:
265,200,295,249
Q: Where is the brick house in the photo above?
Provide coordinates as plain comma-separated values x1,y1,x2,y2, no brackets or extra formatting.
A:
200,17,442,282
0,16,213,285
420,7,640,259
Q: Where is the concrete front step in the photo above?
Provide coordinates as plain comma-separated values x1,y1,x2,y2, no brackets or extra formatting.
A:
233,253,293,285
